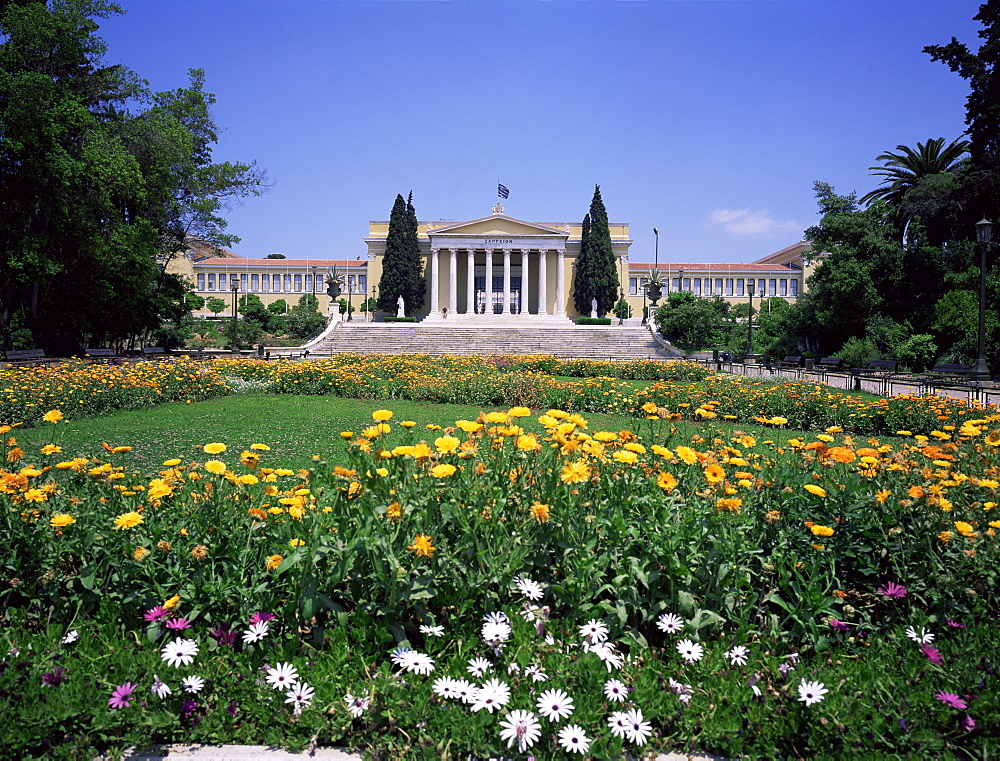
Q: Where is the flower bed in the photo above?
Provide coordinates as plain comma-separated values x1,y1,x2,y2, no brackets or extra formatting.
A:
2,405,998,757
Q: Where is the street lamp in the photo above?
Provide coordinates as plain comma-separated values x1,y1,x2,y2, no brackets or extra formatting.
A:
231,279,240,353
972,218,993,382
311,265,317,304
745,279,755,361
371,284,377,323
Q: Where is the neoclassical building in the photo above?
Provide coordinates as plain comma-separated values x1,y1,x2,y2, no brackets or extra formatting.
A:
169,205,812,322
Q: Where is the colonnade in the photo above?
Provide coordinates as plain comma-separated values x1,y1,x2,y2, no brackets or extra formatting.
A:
426,247,565,317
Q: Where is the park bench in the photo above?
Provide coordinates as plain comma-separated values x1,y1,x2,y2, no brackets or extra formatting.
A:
778,355,801,368
923,363,974,382
818,357,843,370
4,349,58,366
84,347,125,361
852,359,899,377
141,346,168,357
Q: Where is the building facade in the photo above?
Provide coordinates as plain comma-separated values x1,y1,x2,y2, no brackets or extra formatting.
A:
168,207,811,323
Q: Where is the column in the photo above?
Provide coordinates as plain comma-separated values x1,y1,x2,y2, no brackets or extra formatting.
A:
537,250,548,315
484,249,493,314
466,249,475,315
521,250,530,315
503,249,512,314
555,249,566,316
429,248,440,315
448,248,457,315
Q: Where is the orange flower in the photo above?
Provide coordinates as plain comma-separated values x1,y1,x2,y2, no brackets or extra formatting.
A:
266,554,283,571
560,461,590,484
42,409,64,424
703,463,726,484
408,534,435,557
529,501,551,523
810,524,835,537
804,484,827,498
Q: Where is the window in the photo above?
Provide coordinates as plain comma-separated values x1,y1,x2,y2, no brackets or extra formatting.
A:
241,274,248,292
768,279,776,296
294,275,302,292
725,278,733,296
349,274,357,294
629,277,637,295
640,277,648,294
284,274,292,292
758,279,766,295
693,279,701,296
251,274,259,292
197,274,205,291
736,279,745,296
779,279,787,296
358,274,367,294
262,274,269,293
274,274,282,292
671,278,680,293
305,274,312,292
682,278,690,291
715,278,723,295
790,279,798,296
207,273,215,291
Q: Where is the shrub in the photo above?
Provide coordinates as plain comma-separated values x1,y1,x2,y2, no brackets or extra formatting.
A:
577,317,611,326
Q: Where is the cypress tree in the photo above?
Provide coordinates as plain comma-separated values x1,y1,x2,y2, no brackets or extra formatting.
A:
377,192,426,314
573,186,620,316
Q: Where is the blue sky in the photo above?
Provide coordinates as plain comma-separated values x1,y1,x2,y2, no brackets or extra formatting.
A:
98,0,983,264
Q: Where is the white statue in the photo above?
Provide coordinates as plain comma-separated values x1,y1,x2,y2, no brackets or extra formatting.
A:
590,297,598,319
397,295,405,318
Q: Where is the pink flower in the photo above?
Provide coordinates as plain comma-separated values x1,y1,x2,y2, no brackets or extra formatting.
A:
829,619,850,632
959,714,976,732
165,617,192,630
249,611,276,625
876,582,907,599
945,618,966,629
921,643,944,665
934,691,967,709
144,606,169,622
108,682,137,709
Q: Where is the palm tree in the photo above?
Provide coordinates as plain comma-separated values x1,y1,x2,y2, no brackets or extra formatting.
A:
860,137,970,209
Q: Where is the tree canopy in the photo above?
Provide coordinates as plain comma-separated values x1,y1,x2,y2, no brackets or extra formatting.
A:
376,192,425,315
0,0,265,351
572,186,620,316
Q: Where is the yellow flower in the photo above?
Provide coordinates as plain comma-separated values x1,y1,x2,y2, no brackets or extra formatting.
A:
289,538,305,547
386,501,402,520
42,410,64,424
816,434,835,443
190,545,209,561
50,513,75,527
560,460,590,484
811,524,835,537
408,534,435,557
516,434,541,452
361,425,384,439
641,402,658,413
372,409,394,422
804,484,827,498
938,531,953,542
237,474,259,485
266,554,283,571
624,443,646,454
401,420,417,428
131,546,150,561
508,406,531,417
375,467,389,477
484,411,509,424
147,478,173,500
594,431,618,442
955,521,975,536
23,488,47,503
113,511,144,530
675,446,698,465
703,463,726,484
716,497,743,512
455,420,483,433
157,540,171,553
657,471,678,492
434,436,461,454
250,443,271,451
203,443,227,455
163,594,181,609
875,490,892,504
613,450,638,464
340,431,354,439
163,458,182,467
40,444,62,455
204,460,227,475
430,463,457,478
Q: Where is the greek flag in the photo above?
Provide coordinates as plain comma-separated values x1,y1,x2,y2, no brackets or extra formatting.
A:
497,183,509,199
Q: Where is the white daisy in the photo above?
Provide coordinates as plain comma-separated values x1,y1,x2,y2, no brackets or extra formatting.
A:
557,724,591,754
62,630,79,645
797,679,828,706
747,672,762,697
264,662,299,691
591,641,623,671
726,645,750,666
536,688,575,722
905,626,934,644
344,693,369,717
452,679,477,704
499,709,541,753
432,677,461,700
397,650,435,675
507,662,521,675
604,678,628,703
285,681,315,715
161,637,199,668
242,620,270,644
676,638,704,663
513,576,544,601
525,664,548,682
482,620,512,648
579,619,609,644
181,675,205,694
656,612,684,634
607,711,630,738
669,677,693,702
419,624,444,637
467,656,492,678
390,646,411,666
470,678,510,713
624,707,653,746
150,674,171,699
483,611,511,626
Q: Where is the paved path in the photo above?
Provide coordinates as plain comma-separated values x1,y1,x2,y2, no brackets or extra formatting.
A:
116,744,723,760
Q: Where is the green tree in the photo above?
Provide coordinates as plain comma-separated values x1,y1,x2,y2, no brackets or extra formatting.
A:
286,293,326,339
267,299,288,315
0,0,264,352
653,292,731,352
265,253,286,259
377,193,425,314
238,293,269,329
205,297,227,317
573,186,619,316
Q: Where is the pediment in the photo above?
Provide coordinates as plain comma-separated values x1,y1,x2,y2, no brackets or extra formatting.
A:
428,214,568,239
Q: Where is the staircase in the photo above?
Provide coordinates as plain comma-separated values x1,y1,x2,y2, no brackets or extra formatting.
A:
308,323,667,361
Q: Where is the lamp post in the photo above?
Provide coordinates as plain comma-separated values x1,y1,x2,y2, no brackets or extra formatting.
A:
745,279,755,361
311,265,317,306
371,284,377,323
231,279,240,353
972,218,993,382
